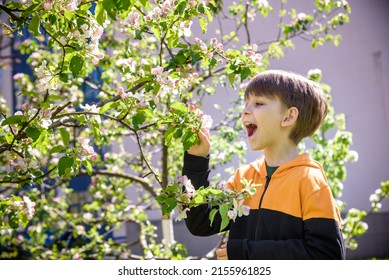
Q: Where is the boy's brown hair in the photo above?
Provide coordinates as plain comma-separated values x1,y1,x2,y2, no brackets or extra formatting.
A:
244,70,328,144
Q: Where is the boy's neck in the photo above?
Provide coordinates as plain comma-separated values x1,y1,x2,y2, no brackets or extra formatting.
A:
263,145,299,167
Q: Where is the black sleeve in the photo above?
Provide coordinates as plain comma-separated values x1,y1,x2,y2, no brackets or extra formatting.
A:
182,152,230,236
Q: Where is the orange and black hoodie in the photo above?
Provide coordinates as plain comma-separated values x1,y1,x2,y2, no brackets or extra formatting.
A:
183,152,346,259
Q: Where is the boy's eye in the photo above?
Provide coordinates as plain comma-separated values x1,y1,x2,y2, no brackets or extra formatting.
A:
255,102,263,106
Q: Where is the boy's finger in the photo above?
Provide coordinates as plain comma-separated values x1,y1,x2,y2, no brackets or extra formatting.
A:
199,128,210,141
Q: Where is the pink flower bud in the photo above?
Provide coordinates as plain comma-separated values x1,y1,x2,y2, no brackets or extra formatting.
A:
185,193,193,199
42,2,52,10
178,175,188,184
117,87,125,94
137,100,147,109
90,153,98,161
22,103,30,111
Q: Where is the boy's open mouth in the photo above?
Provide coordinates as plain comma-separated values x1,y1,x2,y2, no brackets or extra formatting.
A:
245,122,257,137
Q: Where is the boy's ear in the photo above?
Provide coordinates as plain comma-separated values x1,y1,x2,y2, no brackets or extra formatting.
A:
281,107,299,127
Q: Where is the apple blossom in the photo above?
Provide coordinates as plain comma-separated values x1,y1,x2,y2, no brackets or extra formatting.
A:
124,12,141,30
227,210,236,220
297,13,307,21
42,1,52,11
201,114,213,129
175,207,190,221
258,0,269,8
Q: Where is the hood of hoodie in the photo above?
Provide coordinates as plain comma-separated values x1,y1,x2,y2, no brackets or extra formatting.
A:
249,153,326,179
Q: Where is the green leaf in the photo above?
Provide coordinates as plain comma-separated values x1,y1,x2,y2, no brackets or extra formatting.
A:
198,4,205,13
103,0,116,20
69,55,84,76
9,213,19,229
58,156,74,176
167,30,179,48
50,145,66,154
132,111,146,130
1,115,26,126
99,102,114,114
95,2,106,26
240,67,251,81
25,127,41,142
59,128,70,146
173,127,183,139
59,73,69,83
228,73,236,89
165,197,178,212
5,133,13,144
205,7,213,22
192,193,206,204
191,53,201,65
164,125,176,146
182,130,199,151
20,212,29,227
209,208,218,226
82,160,93,175
21,3,40,18
198,17,208,33
219,204,230,231
28,15,40,37
175,51,187,65
176,1,187,15
170,102,187,113
113,0,132,11
139,0,149,7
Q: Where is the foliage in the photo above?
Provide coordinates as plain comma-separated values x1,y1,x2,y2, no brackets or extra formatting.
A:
0,0,386,259
158,176,258,231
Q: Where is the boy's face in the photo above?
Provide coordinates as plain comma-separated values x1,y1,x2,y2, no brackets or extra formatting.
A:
242,94,287,151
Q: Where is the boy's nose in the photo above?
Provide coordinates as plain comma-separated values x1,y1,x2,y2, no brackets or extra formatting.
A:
242,105,251,115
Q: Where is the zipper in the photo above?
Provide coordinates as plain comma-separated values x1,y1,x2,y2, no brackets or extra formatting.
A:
254,175,271,240
259,176,271,208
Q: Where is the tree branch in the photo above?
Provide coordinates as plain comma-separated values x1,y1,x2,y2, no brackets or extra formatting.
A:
77,169,158,198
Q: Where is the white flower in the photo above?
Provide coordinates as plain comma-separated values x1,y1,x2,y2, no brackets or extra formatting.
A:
34,60,57,90
227,210,237,221
83,212,93,221
297,13,307,21
80,103,98,113
40,118,52,129
241,205,250,216
258,0,269,8
23,196,36,220
201,114,213,129
175,208,190,221
42,2,52,11
184,179,195,194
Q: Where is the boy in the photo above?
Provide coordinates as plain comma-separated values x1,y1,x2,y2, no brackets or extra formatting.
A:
182,70,346,260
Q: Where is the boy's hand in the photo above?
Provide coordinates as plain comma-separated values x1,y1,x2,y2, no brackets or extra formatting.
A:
216,242,228,260
187,129,210,158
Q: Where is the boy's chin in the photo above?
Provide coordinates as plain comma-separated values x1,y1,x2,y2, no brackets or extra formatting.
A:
248,143,262,151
